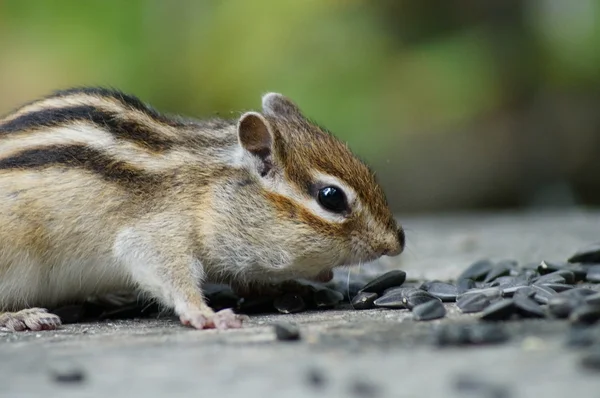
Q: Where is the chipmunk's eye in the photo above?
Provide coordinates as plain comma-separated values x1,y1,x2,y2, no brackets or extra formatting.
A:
317,186,348,213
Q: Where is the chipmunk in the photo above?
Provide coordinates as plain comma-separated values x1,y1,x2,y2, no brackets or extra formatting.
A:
0,88,405,332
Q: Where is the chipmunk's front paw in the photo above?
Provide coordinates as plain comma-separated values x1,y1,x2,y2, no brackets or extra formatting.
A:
179,308,247,330
0,308,62,332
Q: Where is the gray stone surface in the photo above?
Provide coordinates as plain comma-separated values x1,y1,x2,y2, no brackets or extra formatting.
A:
2,210,600,397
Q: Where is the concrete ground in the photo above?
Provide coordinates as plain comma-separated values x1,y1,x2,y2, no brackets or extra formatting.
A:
2,210,600,398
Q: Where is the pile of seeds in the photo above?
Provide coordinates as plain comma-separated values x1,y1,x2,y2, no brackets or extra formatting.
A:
342,243,600,324
52,243,600,329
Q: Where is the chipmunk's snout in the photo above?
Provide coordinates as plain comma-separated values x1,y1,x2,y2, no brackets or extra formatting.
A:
379,228,405,257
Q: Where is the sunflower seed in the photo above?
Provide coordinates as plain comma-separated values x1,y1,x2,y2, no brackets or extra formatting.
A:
513,295,546,318
457,293,491,314
481,299,516,321
566,326,598,347
483,261,516,283
584,292,600,306
533,273,566,285
560,287,598,299
273,294,306,314
531,284,557,304
359,270,406,295
568,243,600,264
434,324,509,347
548,296,580,318
50,361,86,384
273,322,301,341
458,287,503,302
500,282,530,297
580,348,600,371
512,286,536,299
413,299,446,321
586,265,600,283
489,276,519,288
422,281,458,302
351,292,378,310
312,288,343,308
373,291,407,309
457,278,476,294
404,290,440,310
539,261,587,282
540,283,574,293
570,305,600,325
458,259,495,282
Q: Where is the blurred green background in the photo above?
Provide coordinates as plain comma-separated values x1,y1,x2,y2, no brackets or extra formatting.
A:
1,0,599,213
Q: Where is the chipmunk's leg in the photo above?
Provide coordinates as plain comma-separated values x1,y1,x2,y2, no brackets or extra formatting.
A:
0,308,62,332
113,228,247,330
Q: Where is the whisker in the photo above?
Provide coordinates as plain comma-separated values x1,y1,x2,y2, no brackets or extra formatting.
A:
347,259,363,310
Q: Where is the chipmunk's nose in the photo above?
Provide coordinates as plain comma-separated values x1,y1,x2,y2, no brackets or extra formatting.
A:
380,228,405,257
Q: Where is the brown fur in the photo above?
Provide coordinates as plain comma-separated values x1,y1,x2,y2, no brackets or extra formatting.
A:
0,88,404,331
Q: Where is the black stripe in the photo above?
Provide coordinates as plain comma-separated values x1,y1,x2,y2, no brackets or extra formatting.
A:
51,87,185,127
0,106,175,152
0,145,162,189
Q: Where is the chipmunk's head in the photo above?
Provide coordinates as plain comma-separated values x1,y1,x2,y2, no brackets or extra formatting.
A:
221,93,403,282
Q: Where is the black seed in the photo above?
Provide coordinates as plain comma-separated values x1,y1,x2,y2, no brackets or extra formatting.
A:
585,292,600,306
533,273,566,285
458,259,495,282
481,299,516,321
512,286,536,299
456,278,476,294
273,294,306,314
413,299,446,321
568,243,600,264
513,295,546,318
404,290,440,310
548,296,579,318
566,326,598,347
553,270,576,284
359,270,406,294
560,287,598,299
349,379,380,397
540,283,573,293
570,305,600,325
458,287,503,302
467,324,510,345
273,322,301,341
351,292,378,310
434,324,509,347
539,260,587,282
586,265,600,283
434,324,471,346
483,262,515,283
312,288,343,308
52,305,85,324
501,282,531,297
422,281,458,302
336,280,367,301
514,269,540,285
237,297,276,314
453,374,511,398
50,366,86,384
488,276,519,288
306,368,326,388
580,348,600,371
373,291,407,309
531,284,557,304
457,293,492,314
206,287,240,311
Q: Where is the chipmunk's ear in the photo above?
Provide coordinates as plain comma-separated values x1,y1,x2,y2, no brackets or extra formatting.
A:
237,111,275,176
262,92,302,118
